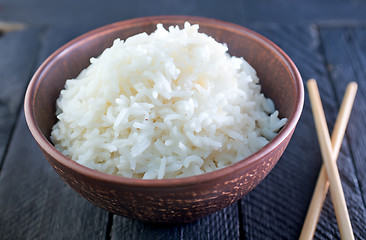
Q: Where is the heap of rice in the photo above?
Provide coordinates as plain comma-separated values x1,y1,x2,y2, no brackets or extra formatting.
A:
51,22,287,179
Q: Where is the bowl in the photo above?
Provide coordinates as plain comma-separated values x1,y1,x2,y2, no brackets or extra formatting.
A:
24,16,304,223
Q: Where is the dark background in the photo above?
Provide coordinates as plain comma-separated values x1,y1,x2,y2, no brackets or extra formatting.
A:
0,0,366,239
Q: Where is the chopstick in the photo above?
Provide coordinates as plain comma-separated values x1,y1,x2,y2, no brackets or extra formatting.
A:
299,80,358,240
301,79,356,240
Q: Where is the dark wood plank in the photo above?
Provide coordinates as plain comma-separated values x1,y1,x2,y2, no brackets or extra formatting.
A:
35,24,98,65
111,204,239,239
319,26,366,202
0,26,111,239
240,24,366,239
0,1,135,29
241,24,334,239
2,0,366,26
0,110,109,240
135,0,245,24
241,0,366,24
180,204,239,239
319,26,366,239
0,0,245,28
0,27,42,167
111,216,181,240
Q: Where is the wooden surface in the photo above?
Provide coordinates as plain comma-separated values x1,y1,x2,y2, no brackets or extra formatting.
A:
0,1,366,239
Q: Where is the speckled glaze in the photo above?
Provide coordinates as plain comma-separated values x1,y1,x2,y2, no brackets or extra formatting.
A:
24,16,304,223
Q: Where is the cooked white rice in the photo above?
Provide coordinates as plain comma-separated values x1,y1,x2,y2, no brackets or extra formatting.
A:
51,22,287,179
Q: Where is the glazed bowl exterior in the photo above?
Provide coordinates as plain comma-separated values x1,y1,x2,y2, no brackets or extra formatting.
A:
24,16,303,223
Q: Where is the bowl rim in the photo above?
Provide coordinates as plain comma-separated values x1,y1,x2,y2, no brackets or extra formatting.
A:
24,15,304,188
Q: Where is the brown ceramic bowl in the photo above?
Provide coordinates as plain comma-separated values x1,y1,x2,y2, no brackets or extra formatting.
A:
24,16,303,223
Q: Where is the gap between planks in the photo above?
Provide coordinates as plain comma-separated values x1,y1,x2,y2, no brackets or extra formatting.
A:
0,25,47,174
317,25,366,214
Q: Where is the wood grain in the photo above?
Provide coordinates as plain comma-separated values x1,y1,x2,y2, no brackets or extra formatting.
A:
319,26,366,239
240,24,366,239
111,216,181,240
0,28,42,167
242,0,366,24
240,24,332,239
180,204,239,239
320,26,366,207
0,111,109,239
1,0,366,26
0,26,110,239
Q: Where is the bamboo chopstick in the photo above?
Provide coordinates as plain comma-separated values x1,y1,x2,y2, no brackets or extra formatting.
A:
305,79,355,240
299,81,358,240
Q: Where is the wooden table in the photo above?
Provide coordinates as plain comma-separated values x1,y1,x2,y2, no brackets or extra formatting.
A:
0,1,366,239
